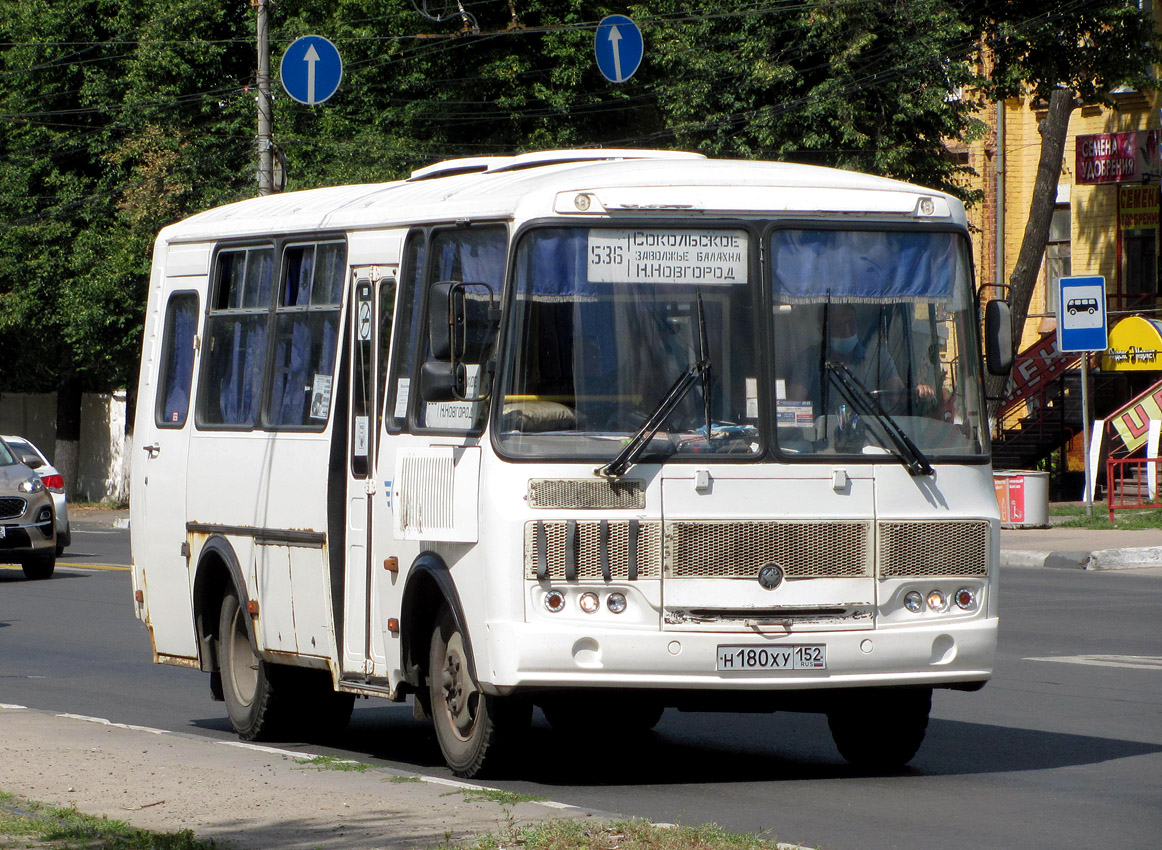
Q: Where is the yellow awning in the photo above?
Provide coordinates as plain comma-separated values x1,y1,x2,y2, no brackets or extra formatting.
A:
1101,316,1162,371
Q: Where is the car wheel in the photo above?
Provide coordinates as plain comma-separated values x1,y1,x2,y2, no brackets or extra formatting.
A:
428,607,529,777
218,588,286,740
21,553,55,580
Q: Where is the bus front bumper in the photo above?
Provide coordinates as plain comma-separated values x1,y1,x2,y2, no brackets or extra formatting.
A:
479,618,997,694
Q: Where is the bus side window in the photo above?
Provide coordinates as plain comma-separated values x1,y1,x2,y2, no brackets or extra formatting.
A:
155,292,199,428
375,275,397,451
264,241,345,429
198,246,275,428
416,226,506,431
385,232,426,432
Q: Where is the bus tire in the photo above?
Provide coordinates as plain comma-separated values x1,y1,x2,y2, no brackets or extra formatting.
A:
428,607,528,777
827,687,931,771
218,588,284,741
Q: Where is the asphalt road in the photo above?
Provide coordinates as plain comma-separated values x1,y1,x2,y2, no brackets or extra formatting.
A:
2,523,1160,850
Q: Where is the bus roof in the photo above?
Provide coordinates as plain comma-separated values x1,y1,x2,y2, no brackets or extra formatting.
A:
158,150,966,244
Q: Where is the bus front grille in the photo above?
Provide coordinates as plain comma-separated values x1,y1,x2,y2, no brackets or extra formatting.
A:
877,520,990,577
665,520,872,579
523,519,989,582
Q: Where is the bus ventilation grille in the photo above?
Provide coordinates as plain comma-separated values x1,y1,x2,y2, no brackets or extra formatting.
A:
877,520,990,577
527,478,646,510
665,520,872,579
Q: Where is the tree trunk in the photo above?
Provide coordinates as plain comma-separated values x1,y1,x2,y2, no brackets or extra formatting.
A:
986,88,1076,402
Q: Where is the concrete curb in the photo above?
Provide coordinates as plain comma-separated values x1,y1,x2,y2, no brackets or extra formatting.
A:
1001,546,1162,570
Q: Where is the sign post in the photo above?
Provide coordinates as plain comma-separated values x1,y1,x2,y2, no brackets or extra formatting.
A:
1057,275,1109,515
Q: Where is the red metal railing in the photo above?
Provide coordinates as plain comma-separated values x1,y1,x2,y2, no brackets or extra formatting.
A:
1106,456,1162,521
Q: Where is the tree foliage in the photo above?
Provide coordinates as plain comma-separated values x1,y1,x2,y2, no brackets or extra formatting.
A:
0,0,1159,405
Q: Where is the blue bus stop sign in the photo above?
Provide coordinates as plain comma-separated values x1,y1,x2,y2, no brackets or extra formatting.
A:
595,16,643,84
1057,275,1108,353
280,35,343,105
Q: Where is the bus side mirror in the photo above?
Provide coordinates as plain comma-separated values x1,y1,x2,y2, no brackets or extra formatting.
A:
984,299,1013,376
428,281,462,361
420,360,467,402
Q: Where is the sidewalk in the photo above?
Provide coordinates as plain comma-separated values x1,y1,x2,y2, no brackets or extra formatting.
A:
1001,519,1162,570
0,706,601,850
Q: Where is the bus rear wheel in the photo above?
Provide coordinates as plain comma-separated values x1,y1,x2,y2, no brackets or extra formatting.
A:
827,687,931,771
218,588,285,741
428,608,528,777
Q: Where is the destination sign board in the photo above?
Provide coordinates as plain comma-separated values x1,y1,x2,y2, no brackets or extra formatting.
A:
587,229,748,284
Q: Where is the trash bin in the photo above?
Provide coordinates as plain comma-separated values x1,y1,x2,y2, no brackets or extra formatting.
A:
993,471,1050,528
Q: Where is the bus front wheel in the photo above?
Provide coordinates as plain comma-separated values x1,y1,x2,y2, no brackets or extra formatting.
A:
827,687,931,771
428,607,529,777
218,588,285,740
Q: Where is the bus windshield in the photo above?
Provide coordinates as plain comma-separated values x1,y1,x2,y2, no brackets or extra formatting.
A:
771,229,986,460
496,225,986,464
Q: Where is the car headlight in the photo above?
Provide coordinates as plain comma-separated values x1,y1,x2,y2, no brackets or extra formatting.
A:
18,477,44,494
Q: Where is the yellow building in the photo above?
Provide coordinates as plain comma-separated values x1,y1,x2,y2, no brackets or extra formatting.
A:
964,87,1162,487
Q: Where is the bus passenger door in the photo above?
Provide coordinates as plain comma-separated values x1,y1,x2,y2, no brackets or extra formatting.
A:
138,284,202,659
340,268,395,681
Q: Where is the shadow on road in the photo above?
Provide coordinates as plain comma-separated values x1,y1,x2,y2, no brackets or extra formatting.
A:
192,703,1162,787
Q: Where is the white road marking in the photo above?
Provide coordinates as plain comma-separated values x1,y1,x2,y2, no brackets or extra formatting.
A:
1025,654,1162,670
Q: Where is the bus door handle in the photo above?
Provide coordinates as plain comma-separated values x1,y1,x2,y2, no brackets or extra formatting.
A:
142,443,160,457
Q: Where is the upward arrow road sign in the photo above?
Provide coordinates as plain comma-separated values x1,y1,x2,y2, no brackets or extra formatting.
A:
280,35,343,105
595,16,643,84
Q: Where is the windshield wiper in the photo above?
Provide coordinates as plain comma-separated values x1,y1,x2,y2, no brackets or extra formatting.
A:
599,293,713,479
597,357,709,479
825,361,933,477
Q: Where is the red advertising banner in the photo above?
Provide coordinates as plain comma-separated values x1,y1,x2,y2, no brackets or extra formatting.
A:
1002,330,1076,407
1076,130,1162,185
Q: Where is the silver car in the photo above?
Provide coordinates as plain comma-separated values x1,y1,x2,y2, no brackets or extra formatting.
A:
1,435,70,555
0,437,57,579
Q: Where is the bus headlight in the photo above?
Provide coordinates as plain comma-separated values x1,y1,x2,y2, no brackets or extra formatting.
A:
579,592,600,614
954,588,977,610
607,592,627,614
926,590,949,613
903,591,924,613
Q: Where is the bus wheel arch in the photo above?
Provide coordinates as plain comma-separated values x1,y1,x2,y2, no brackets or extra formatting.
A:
191,536,248,676
399,553,477,695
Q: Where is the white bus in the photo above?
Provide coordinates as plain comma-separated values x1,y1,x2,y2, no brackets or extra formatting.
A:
131,150,1012,777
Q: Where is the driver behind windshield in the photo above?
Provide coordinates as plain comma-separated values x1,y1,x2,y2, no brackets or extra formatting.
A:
787,303,934,416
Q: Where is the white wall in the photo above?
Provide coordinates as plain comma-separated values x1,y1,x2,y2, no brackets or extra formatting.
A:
0,391,130,503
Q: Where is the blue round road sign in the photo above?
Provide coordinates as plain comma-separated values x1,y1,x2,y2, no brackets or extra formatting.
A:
595,15,643,84
280,35,343,106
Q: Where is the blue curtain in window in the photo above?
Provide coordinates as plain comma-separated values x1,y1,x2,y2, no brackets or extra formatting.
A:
771,230,957,303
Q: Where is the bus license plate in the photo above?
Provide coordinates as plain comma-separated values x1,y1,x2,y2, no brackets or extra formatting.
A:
716,644,826,671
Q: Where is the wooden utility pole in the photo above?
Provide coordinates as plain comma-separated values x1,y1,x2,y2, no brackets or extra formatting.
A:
254,0,274,196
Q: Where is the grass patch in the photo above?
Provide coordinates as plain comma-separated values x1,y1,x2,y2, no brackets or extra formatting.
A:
442,788,550,806
459,819,807,850
292,755,370,772
1049,503,1162,529
0,793,220,849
